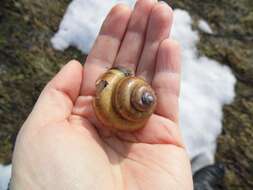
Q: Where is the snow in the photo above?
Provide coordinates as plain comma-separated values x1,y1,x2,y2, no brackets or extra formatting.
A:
51,0,236,172
171,10,235,171
0,1,236,186
198,19,213,34
51,0,136,53
0,165,11,190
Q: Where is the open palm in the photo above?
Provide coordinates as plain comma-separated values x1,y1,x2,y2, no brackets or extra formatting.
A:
11,1,193,190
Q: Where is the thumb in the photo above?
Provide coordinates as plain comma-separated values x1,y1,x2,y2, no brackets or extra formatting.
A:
24,60,83,129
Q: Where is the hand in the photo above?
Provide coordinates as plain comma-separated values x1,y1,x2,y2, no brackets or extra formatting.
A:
10,1,193,190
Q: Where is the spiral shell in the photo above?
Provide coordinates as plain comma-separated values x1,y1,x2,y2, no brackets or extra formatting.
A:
93,67,157,131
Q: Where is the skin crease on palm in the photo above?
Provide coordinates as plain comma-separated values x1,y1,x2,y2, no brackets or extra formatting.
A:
10,0,193,190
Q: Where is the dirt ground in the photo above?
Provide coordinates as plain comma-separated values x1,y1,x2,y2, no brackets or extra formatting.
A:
0,0,252,189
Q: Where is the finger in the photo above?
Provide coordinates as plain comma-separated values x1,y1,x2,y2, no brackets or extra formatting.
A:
152,39,181,123
113,0,156,72
47,60,83,102
81,4,131,96
137,1,173,83
25,60,83,128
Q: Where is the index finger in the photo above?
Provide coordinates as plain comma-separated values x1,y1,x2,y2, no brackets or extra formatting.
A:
81,4,131,96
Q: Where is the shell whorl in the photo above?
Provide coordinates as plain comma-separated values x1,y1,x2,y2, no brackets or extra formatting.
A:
114,76,156,122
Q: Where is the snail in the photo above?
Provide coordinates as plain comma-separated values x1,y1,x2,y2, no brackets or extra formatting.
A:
93,67,157,131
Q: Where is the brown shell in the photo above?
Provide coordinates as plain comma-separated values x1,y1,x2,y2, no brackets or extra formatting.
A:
93,68,157,131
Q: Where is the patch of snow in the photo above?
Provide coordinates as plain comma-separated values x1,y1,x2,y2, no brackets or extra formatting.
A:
51,0,135,53
198,19,213,34
51,0,236,172
172,10,235,172
0,164,11,190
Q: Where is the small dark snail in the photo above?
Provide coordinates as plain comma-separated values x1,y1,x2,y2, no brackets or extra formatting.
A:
93,67,157,131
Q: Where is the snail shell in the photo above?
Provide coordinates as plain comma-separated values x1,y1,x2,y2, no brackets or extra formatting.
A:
93,67,157,131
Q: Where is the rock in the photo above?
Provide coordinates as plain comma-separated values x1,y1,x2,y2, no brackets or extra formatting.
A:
193,163,225,190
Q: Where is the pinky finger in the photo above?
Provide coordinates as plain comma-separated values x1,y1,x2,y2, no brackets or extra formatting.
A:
152,39,181,123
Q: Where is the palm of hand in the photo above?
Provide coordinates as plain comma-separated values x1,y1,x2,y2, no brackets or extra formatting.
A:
11,1,193,190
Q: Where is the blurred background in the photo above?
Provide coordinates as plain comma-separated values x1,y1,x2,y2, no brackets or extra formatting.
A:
0,0,252,189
